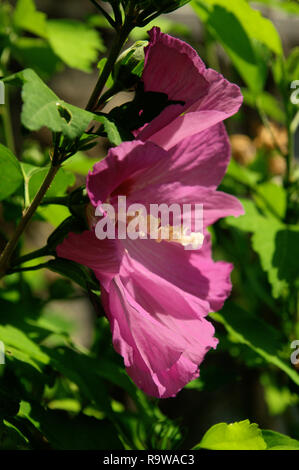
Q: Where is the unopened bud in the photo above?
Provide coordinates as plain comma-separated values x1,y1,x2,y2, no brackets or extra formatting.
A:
114,41,147,88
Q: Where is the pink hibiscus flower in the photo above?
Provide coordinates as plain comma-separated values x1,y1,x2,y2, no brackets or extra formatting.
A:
57,126,244,398
133,27,243,150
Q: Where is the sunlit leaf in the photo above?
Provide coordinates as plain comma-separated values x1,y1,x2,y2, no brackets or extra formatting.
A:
4,69,94,139
47,20,105,72
194,420,267,450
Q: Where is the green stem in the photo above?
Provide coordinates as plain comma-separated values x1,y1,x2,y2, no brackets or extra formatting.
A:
0,14,136,279
89,0,117,29
257,101,285,158
282,69,295,223
0,85,15,153
86,23,132,111
0,164,60,279
285,116,294,189
111,0,123,26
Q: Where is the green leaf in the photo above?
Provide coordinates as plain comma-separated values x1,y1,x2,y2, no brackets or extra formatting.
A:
208,7,267,92
13,0,47,38
194,0,282,54
261,373,299,416
251,220,299,298
47,258,99,291
47,398,81,413
94,114,123,146
0,420,29,450
0,145,23,201
4,69,94,139
286,47,299,82
64,152,100,175
18,401,123,450
226,158,260,187
211,303,299,386
194,420,267,450
225,198,264,232
242,89,286,124
21,163,75,203
48,347,137,402
262,430,299,450
0,323,50,371
46,20,105,72
252,0,299,15
11,38,60,78
37,205,71,228
192,0,282,91
253,182,287,219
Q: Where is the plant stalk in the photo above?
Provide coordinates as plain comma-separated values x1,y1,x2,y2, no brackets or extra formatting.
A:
86,23,132,111
0,164,60,279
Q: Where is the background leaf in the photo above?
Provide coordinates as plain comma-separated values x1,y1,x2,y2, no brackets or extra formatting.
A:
46,20,105,72
0,145,23,201
13,0,47,38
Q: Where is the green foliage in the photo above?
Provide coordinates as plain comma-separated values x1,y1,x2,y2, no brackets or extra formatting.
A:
4,69,94,139
262,430,299,450
242,89,286,124
211,303,299,386
192,0,282,92
46,20,105,73
251,220,299,298
193,420,299,450
11,38,61,79
1,0,104,77
252,0,299,15
194,420,267,450
94,114,125,146
0,145,23,201
0,0,298,452
225,178,299,299
13,0,47,38
22,164,75,204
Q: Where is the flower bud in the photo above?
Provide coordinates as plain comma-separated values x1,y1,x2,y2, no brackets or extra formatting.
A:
113,40,147,88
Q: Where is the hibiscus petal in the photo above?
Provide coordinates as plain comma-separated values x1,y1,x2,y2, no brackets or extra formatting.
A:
87,140,168,207
120,241,210,317
56,230,121,290
201,190,245,226
108,274,217,398
143,27,208,105
189,68,244,118
133,123,230,190
145,110,231,150
121,235,233,315
128,181,244,228
137,29,242,150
